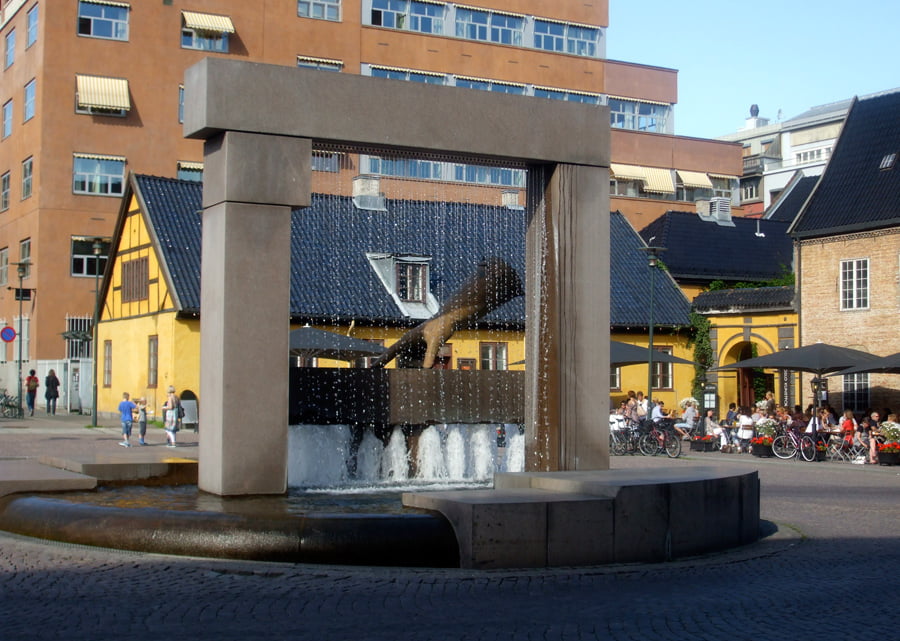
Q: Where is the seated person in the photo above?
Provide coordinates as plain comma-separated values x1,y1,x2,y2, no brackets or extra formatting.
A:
734,407,754,453
674,400,698,440
651,401,671,427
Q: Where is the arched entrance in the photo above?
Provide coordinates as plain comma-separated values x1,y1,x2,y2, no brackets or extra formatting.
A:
723,341,774,410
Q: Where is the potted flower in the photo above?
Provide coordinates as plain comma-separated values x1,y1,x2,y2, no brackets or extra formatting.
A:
815,443,828,461
750,435,774,457
679,397,699,410
879,421,900,442
690,433,717,452
755,418,777,438
876,441,900,466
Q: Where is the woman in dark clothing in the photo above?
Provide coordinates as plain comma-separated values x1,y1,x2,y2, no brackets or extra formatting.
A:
44,369,61,415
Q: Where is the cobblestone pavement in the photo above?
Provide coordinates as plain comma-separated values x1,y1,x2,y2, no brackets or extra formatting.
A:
1,415,899,640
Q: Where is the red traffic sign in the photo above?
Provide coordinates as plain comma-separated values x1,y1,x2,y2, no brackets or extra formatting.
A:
1,326,16,343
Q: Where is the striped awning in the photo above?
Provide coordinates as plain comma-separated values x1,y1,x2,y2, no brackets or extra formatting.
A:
74,153,126,162
610,164,675,194
182,11,235,34
76,75,131,111
607,94,670,107
676,170,713,189
177,161,203,171
709,173,740,182
84,1,130,7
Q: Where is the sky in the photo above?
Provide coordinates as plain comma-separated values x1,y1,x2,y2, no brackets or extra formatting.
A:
608,0,900,140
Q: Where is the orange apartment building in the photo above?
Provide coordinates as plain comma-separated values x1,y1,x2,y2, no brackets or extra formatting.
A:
0,0,741,407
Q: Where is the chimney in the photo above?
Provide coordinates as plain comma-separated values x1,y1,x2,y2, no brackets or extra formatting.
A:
352,175,387,211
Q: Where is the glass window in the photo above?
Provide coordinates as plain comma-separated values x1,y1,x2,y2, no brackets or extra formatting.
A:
21,157,32,200
651,347,673,390
0,172,9,211
70,237,110,277
178,85,184,124
480,342,508,370
371,66,445,84
103,340,112,387
311,151,340,172
534,20,599,57
4,28,14,68
181,28,228,52
372,0,444,35
176,162,202,182
842,373,869,413
23,79,35,122
19,238,31,277
457,77,525,95
0,247,7,286
26,6,38,47
840,259,869,310
148,336,158,388
73,155,125,196
610,366,621,390
609,98,670,133
78,1,129,41
2,100,11,138
65,316,94,358
396,262,427,302
298,0,341,21
455,7,523,44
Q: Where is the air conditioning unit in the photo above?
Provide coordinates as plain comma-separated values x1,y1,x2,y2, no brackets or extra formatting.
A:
352,175,387,211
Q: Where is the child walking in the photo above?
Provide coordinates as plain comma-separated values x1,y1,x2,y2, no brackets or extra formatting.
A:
136,398,148,445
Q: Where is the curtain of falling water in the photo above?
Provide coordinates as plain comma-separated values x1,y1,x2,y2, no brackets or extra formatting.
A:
288,144,531,488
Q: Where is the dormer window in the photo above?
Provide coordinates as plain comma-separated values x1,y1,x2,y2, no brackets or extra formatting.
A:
396,261,427,302
367,252,439,319
880,152,897,171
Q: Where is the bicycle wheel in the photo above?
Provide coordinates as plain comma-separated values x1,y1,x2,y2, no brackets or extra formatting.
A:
799,436,817,462
772,435,796,459
610,433,626,456
663,432,682,458
638,432,660,456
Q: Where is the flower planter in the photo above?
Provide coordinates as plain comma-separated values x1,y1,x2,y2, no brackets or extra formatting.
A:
815,450,828,462
877,451,900,466
751,444,774,458
690,440,717,452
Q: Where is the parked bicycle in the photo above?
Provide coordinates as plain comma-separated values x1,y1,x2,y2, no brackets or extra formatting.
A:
638,419,681,458
610,417,644,456
0,389,21,418
771,427,816,462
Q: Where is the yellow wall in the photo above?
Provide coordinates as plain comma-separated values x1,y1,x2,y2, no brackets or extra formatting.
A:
706,310,799,411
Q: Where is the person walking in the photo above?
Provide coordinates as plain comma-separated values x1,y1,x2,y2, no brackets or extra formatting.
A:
135,397,148,446
162,385,181,448
118,392,137,448
24,369,39,416
44,369,61,415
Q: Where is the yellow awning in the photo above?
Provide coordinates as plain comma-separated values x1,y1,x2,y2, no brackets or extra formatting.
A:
610,163,646,182
610,163,675,193
74,153,126,162
676,170,713,189
76,75,131,111
643,167,675,194
709,173,739,182
607,94,670,107
177,161,203,171
182,11,235,34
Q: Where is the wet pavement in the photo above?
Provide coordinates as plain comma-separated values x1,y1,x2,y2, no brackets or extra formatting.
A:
1,412,898,640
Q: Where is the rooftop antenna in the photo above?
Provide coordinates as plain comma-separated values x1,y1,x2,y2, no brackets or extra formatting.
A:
754,219,765,238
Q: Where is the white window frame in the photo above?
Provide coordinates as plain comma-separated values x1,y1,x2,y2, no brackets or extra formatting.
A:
4,28,14,68
455,7,524,46
21,157,32,200
19,238,31,278
533,19,600,57
2,100,11,138
371,0,445,35
480,342,508,371
608,97,671,133
23,79,35,122
26,5,38,48
0,247,8,286
297,56,343,72
298,0,341,21
0,172,9,211
181,27,229,52
610,366,621,391
73,154,125,196
842,373,870,413
396,261,428,303
178,85,184,124
78,1,130,41
71,236,110,278
840,258,869,310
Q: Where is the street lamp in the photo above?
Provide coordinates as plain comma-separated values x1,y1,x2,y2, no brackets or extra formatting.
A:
640,246,666,414
12,260,30,419
91,238,104,427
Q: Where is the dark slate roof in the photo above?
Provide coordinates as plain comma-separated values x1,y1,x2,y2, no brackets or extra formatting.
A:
791,90,900,238
692,286,795,313
765,175,818,223
131,175,691,328
639,211,793,283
